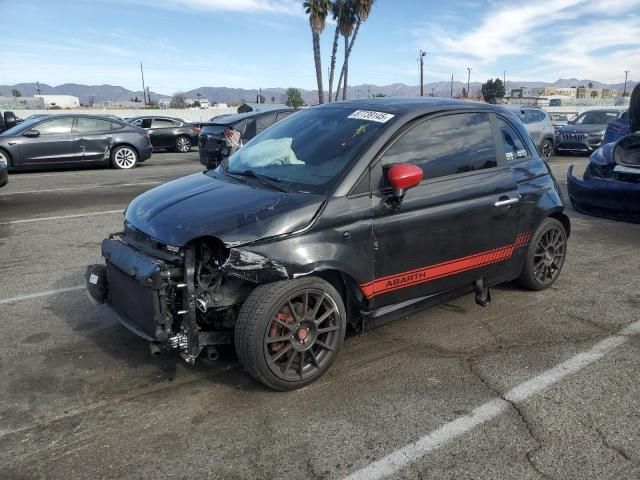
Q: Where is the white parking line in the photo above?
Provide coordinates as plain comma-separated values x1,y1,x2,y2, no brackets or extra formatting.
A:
0,181,162,196
0,210,123,225
344,319,640,480
0,286,84,305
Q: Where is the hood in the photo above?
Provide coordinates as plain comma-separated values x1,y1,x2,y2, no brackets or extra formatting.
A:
125,172,325,247
558,124,608,134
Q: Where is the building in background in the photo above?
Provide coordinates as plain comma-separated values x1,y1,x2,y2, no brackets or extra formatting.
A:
34,94,80,109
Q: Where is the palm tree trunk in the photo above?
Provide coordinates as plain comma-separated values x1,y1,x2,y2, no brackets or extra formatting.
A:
312,31,325,104
342,34,349,100
335,20,361,102
327,26,340,102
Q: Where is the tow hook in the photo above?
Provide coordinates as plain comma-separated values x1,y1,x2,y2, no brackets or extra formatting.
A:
474,279,491,307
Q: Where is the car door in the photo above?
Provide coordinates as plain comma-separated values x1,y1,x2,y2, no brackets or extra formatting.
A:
367,111,521,308
15,116,76,166
75,117,114,162
150,118,176,149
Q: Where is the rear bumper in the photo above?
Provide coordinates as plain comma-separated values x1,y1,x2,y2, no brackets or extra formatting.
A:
567,165,640,221
139,144,153,162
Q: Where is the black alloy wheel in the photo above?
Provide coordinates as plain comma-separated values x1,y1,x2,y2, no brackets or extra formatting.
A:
235,277,346,390
517,217,567,290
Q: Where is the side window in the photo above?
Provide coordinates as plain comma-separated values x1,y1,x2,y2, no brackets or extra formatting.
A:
256,113,278,133
381,113,497,181
77,117,111,133
498,118,530,161
36,117,74,135
276,111,293,122
132,118,152,128
152,118,174,128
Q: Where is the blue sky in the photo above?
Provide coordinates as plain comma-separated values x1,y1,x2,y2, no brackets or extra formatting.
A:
1,0,638,94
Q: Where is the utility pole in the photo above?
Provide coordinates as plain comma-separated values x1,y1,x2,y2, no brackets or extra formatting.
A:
419,50,426,96
35,81,41,95
146,86,151,105
467,67,472,98
140,62,147,106
623,70,630,97
450,74,454,98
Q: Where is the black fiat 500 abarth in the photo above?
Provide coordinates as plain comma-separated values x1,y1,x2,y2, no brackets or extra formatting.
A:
87,98,570,390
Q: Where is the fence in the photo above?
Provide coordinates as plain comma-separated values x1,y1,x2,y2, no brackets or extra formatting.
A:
13,107,238,122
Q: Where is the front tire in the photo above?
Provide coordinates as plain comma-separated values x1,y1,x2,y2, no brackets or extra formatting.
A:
111,145,138,169
175,136,192,153
541,139,553,159
516,218,567,291
235,277,347,391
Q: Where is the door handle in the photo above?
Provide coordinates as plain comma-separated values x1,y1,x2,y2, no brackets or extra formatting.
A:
494,197,519,208
8,142,17,145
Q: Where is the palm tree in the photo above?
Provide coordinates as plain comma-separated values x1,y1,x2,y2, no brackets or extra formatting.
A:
304,0,331,104
334,2,357,101
335,0,375,101
327,0,344,103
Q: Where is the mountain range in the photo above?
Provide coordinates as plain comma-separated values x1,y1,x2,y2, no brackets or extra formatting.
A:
1,78,636,106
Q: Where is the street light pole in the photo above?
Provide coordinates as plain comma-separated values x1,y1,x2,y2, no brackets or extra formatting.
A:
623,70,630,97
419,50,426,96
450,74,454,98
467,67,472,98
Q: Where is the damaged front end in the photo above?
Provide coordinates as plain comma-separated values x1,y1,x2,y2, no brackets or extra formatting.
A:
567,136,640,222
86,226,285,363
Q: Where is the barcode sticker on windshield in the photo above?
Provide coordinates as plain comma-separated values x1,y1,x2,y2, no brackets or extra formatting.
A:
348,110,395,123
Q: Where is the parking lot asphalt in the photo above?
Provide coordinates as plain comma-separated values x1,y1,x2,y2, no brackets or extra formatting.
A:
1,152,639,479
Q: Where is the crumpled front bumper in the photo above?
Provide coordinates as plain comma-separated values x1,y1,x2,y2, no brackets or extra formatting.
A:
567,165,640,222
87,238,182,342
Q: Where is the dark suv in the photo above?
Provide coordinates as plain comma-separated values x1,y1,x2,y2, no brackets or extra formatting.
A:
198,109,294,168
87,98,569,390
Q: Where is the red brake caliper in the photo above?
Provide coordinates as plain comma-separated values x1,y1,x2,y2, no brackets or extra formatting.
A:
269,311,292,352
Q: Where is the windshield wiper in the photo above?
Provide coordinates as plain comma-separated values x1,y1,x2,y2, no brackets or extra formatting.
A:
226,169,288,193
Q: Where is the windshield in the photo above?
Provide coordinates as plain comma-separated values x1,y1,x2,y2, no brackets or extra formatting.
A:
215,107,392,194
575,111,618,125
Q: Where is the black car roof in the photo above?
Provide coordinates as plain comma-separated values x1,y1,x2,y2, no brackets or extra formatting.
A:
317,97,504,117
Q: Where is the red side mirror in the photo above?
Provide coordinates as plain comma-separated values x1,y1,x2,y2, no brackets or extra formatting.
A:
387,163,423,198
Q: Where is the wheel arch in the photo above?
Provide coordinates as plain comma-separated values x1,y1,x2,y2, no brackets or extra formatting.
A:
548,211,571,238
301,269,365,330
0,147,13,167
112,142,140,158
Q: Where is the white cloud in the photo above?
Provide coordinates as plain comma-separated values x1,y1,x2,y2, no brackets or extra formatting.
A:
411,0,640,82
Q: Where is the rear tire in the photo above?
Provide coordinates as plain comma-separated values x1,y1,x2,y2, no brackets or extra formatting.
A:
235,277,346,391
175,136,192,153
516,218,567,291
111,145,138,169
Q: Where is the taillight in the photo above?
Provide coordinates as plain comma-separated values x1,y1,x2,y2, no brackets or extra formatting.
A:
194,127,201,134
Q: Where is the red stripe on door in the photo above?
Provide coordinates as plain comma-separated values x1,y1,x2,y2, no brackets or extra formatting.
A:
360,232,530,299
